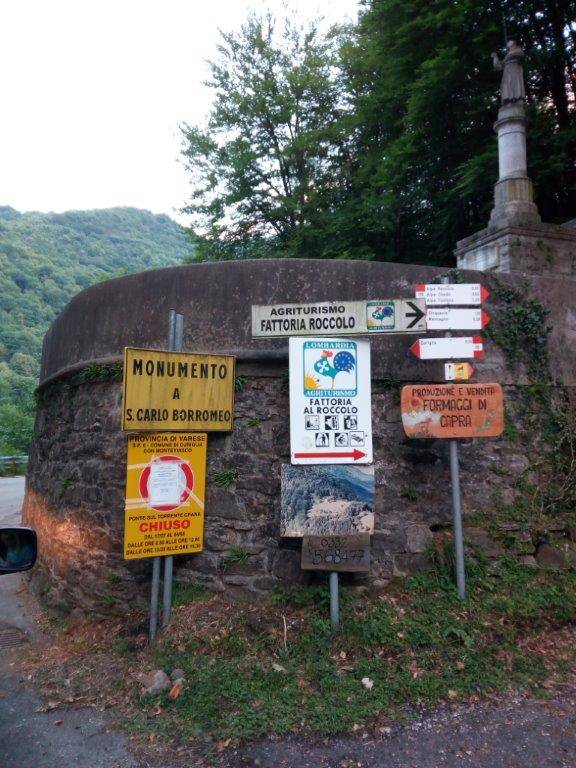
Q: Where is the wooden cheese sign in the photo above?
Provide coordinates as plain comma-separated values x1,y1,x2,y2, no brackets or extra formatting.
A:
401,383,504,439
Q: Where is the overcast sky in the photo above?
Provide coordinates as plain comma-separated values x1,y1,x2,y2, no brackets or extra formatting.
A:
0,0,358,223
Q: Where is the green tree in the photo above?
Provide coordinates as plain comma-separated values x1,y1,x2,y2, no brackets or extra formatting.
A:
0,404,35,455
181,13,356,260
344,0,575,265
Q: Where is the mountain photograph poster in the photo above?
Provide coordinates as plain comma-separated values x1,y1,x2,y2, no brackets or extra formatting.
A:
280,465,375,537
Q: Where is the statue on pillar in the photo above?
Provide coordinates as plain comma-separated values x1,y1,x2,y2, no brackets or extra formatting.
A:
491,41,526,104
487,40,540,228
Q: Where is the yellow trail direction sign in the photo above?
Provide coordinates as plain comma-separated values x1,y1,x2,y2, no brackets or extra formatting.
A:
124,433,207,559
122,347,235,431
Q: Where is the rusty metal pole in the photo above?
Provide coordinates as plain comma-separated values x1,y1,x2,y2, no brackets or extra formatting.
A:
162,311,183,627
441,277,466,599
149,309,177,641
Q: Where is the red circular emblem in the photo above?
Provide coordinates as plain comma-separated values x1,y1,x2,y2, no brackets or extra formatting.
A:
139,455,194,512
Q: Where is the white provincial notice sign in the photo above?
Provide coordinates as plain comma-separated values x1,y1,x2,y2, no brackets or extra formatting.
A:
415,284,489,306
289,337,373,465
148,461,182,506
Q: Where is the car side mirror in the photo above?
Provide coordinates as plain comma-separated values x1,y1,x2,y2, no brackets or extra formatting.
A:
0,527,37,574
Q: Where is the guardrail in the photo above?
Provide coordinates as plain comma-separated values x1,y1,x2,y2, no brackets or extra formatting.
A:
0,455,28,477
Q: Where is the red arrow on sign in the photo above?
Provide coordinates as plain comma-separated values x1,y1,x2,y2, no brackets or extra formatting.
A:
481,310,490,328
293,449,366,461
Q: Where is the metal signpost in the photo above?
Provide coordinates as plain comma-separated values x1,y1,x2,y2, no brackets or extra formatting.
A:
122,310,221,641
163,311,183,629
441,278,466,600
286,336,377,631
406,278,497,599
150,310,182,640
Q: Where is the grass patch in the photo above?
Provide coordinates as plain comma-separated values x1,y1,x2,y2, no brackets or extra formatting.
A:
220,547,251,571
399,486,418,502
172,580,207,607
135,557,576,744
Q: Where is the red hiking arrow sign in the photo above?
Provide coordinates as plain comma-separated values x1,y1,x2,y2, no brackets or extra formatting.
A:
415,283,489,306
293,449,367,461
410,336,484,360
426,308,490,330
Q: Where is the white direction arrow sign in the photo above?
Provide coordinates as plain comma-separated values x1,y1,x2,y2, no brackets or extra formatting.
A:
426,308,490,330
415,284,489,306
410,336,484,360
252,299,426,337
289,337,373,464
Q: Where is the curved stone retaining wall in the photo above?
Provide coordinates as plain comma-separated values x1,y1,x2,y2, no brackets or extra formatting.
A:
23,259,576,611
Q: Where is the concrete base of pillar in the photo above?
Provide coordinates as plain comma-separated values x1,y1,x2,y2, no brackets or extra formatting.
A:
455,220,576,275
489,175,541,229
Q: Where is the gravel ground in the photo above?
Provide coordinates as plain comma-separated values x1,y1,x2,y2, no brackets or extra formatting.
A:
222,687,576,768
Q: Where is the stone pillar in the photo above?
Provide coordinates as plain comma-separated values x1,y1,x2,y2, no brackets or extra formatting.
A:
488,102,540,229
455,43,576,276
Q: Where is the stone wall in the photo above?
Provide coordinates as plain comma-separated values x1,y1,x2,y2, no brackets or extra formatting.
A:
455,221,576,275
25,371,564,610
23,259,576,611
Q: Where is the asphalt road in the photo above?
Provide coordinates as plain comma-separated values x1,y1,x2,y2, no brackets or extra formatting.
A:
0,478,155,768
0,477,31,633
0,476,26,526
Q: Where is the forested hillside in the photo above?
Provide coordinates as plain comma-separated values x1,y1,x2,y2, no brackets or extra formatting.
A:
0,206,193,454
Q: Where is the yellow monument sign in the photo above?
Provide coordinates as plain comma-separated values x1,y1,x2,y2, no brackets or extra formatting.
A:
124,433,207,559
122,347,235,431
